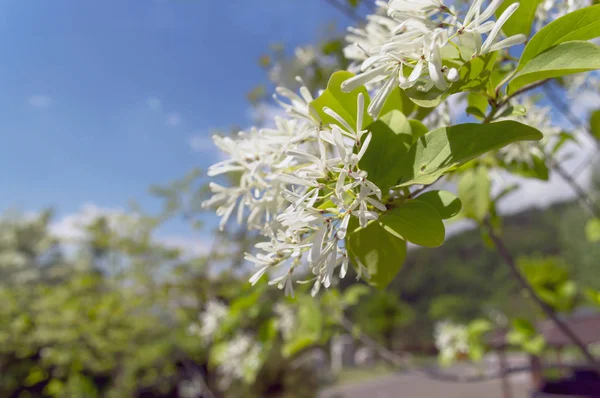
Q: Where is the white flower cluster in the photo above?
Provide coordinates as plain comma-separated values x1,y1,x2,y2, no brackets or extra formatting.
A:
213,333,262,388
202,1,526,297
434,320,469,364
203,79,382,297
343,0,526,117
498,97,561,166
535,0,591,30
274,303,297,339
188,300,229,341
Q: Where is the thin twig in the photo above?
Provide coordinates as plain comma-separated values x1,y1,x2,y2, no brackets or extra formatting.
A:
542,82,599,146
484,220,597,365
551,160,600,217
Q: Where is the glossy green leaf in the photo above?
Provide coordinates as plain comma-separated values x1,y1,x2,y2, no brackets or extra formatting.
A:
590,110,600,140
396,121,543,186
360,111,412,191
458,167,491,222
409,119,428,141
380,86,416,116
498,104,527,118
496,0,543,37
517,4,600,71
509,41,600,93
586,218,600,242
379,201,445,247
466,92,489,120
415,190,462,219
310,71,373,129
346,219,407,289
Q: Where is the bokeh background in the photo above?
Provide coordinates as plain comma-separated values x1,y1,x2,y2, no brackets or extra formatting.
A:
1,1,599,397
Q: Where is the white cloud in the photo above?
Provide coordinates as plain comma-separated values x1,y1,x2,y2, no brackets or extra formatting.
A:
158,235,214,257
28,94,52,108
166,112,182,127
49,203,214,257
146,96,162,111
50,203,135,241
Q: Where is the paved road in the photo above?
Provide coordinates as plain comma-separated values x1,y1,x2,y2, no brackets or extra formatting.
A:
321,371,531,398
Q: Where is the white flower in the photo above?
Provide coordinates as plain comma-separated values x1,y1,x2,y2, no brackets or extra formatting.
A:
434,320,469,365
388,0,448,14
498,97,561,166
340,0,526,115
214,333,263,388
479,3,526,55
535,0,591,29
274,303,297,339
191,300,229,341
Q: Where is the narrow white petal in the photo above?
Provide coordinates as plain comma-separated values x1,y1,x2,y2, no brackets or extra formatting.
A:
366,197,388,212
479,0,504,22
341,64,388,92
324,107,355,135
356,132,372,161
481,3,520,53
356,93,364,133
368,74,397,118
486,34,526,53
276,174,315,187
310,226,328,263
336,171,348,197
337,213,351,239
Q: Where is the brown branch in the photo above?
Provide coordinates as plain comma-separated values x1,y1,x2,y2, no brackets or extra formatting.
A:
483,79,550,123
484,220,597,365
551,160,600,217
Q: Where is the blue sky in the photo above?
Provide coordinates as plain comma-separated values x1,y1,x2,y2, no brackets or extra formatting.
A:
0,0,353,228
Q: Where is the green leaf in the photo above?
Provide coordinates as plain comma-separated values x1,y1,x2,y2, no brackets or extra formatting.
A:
517,4,600,71
310,71,373,129
380,86,416,116
466,92,489,120
283,298,322,357
523,335,546,355
405,53,497,108
409,119,429,141
509,41,600,94
590,110,600,140
496,0,543,37
379,201,445,247
458,167,491,222
342,284,371,306
415,190,462,219
502,155,549,181
346,219,407,289
360,111,412,191
551,131,577,155
396,121,543,186
498,104,527,118
586,218,600,242
282,335,317,358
